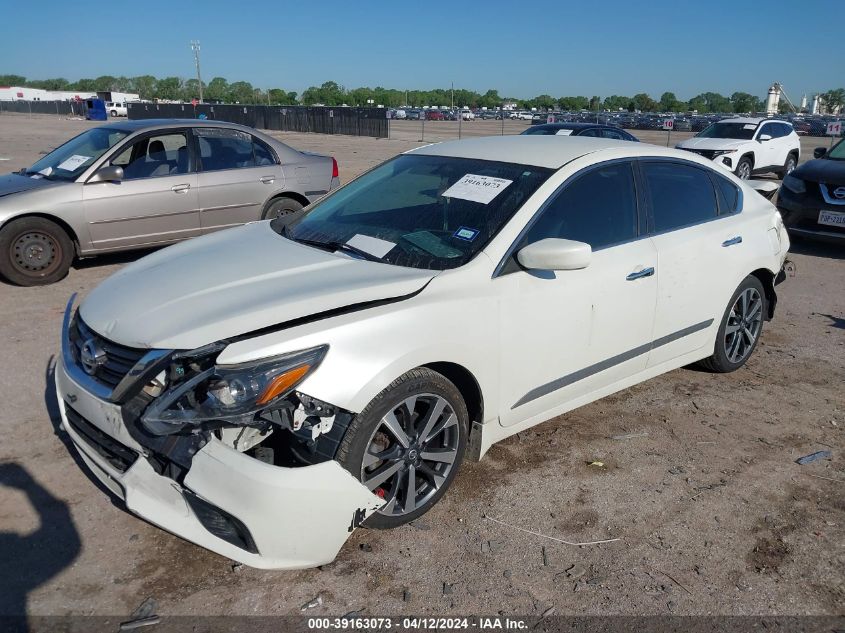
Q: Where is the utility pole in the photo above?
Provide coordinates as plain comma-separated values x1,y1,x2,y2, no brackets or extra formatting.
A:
191,40,203,103
451,82,454,110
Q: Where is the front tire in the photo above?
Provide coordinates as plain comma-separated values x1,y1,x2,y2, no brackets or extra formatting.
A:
698,275,766,373
780,154,797,178
0,217,74,286
735,156,753,180
336,368,468,529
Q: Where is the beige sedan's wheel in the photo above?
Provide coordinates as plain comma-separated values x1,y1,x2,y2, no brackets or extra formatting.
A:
0,217,74,286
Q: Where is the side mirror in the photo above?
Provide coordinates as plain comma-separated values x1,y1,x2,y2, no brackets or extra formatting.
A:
814,147,827,159
88,165,124,183
758,134,772,142
517,238,591,271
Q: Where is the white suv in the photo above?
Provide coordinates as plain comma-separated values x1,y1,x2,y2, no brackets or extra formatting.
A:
675,117,800,180
106,102,127,117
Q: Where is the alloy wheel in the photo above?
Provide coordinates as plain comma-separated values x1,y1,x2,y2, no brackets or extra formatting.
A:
737,161,751,180
724,287,763,364
11,231,61,276
361,393,460,517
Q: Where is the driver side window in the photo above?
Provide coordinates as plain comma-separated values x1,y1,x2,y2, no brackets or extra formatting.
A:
520,161,639,251
111,132,190,180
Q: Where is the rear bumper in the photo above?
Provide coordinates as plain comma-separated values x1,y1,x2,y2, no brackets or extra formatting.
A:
56,355,383,569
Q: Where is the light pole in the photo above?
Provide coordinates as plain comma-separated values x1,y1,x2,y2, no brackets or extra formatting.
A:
191,40,203,103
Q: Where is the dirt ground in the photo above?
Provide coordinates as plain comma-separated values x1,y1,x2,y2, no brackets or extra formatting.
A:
0,114,842,620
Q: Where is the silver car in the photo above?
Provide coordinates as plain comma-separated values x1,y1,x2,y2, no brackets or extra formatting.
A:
0,120,340,285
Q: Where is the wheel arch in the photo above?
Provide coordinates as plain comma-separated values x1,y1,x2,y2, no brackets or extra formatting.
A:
750,268,776,320
422,361,485,463
263,190,310,213
0,212,80,256
740,151,755,169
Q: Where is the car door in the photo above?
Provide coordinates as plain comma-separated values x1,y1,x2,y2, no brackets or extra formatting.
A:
83,129,200,251
754,122,781,170
194,127,281,233
642,160,747,367
496,160,658,428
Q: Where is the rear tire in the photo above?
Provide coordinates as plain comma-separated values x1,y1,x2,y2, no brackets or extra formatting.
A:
336,368,468,529
735,156,753,180
261,196,304,221
698,275,766,373
0,217,74,286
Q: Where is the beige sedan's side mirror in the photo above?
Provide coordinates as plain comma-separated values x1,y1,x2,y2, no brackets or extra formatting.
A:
88,165,124,183
517,238,592,271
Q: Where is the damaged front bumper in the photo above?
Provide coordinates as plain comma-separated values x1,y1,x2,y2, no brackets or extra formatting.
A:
55,353,384,569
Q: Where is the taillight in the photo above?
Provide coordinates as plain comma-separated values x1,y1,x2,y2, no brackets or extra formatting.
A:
331,157,339,179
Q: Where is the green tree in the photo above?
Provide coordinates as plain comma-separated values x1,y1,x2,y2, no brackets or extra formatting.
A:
130,75,157,100
181,78,205,101
659,91,682,112
204,77,229,102
0,74,26,86
730,92,761,113
603,95,631,111
155,76,183,101
822,88,845,113
268,88,297,105
227,81,255,103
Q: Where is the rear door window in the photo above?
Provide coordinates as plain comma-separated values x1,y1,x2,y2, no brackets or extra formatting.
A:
642,161,718,232
196,128,256,171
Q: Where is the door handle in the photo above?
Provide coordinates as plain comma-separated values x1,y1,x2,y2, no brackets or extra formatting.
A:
259,176,275,184
722,236,743,247
626,267,655,281
171,184,190,193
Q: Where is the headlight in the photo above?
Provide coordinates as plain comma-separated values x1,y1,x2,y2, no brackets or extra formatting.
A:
782,174,806,194
710,149,735,157
141,345,328,435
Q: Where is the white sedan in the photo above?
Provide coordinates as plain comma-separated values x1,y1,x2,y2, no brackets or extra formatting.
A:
56,136,790,569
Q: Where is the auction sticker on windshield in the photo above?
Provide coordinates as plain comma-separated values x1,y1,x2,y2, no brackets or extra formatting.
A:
442,174,513,204
346,234,396,258
555,129,573,136
57,155,92,171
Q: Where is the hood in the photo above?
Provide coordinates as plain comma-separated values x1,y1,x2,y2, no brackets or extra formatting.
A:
793,158,845,185
676,137,750,151
0,172,59,198
80,222,436,350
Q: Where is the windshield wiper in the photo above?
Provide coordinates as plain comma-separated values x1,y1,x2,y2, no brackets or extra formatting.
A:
287,234,383,262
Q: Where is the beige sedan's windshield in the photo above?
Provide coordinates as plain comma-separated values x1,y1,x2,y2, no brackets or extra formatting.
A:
27,128,129,181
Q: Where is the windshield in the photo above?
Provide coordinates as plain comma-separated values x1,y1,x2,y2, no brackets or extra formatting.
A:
828,139,845,160
696,122,758,140
281,154,553,270
27,127,129,181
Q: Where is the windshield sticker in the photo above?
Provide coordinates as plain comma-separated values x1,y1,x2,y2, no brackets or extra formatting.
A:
555,129,574,136
442,174,513,205
29,174,44,179
744,124,757,130
57,155,92,171
346,234,396,258
453,227,480,242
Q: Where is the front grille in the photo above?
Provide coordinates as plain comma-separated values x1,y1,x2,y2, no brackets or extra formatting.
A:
64,403,138,473
69,315,147,390
680,148,720,160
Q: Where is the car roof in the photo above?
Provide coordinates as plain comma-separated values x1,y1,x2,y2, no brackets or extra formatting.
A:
407,135,638,169
98,118,259,133
532,122,612,130
716,117,787,125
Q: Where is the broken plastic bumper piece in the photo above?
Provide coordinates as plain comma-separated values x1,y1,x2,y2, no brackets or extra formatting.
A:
56,356,384,569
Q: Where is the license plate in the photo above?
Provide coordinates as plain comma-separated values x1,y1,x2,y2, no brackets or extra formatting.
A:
818,210,845,227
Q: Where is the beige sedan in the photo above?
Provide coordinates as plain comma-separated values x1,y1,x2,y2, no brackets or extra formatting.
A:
0,119,340,285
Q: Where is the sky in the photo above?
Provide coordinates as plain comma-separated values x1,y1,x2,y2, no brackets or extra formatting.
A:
1,0,841,100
